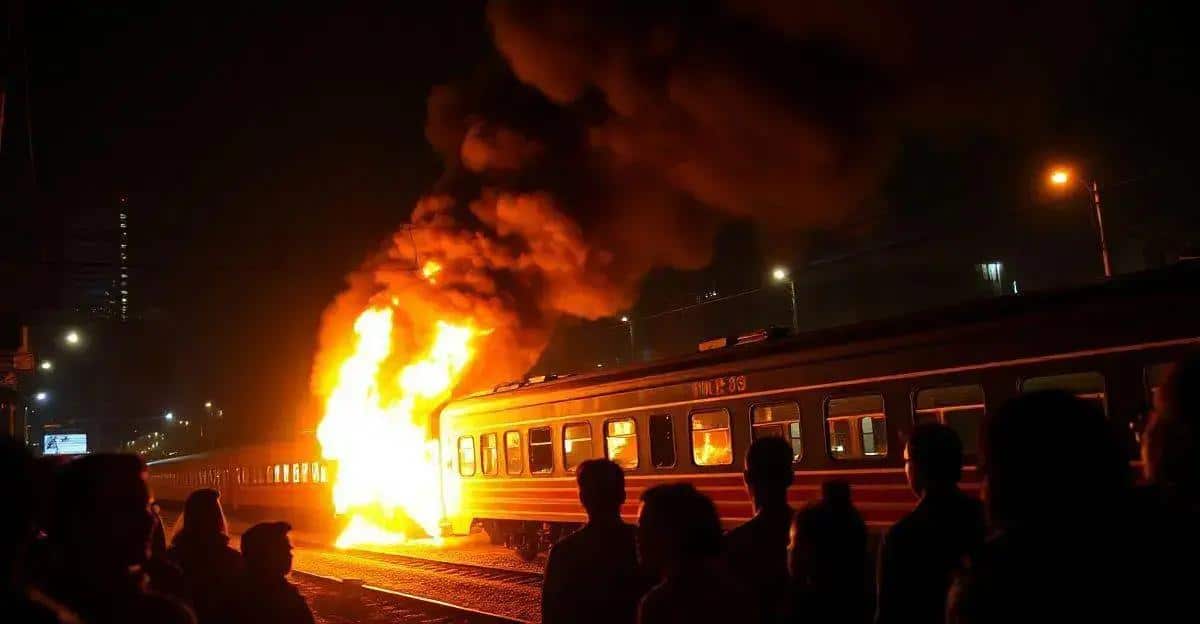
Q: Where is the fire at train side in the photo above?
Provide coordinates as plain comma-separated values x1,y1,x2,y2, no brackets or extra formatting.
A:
437,265,1200,555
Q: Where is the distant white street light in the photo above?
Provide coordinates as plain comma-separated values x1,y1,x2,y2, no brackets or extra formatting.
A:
771,266,799,333
204,401,213,409
40,360,53,371
619,316,635,361
64,330,81,346
34,392,49,402
164,412,174,421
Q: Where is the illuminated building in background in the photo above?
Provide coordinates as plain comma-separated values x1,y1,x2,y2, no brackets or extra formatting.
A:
976,261,1004,296
118,196,130,322
64,194,132,321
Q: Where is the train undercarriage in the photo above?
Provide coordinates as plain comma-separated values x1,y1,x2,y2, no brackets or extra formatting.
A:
477,519,579,561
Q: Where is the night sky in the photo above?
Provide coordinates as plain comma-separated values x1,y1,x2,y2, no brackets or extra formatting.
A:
7,1,1199,444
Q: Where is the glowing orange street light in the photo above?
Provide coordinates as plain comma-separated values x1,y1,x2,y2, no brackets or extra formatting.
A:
1046,166,1112,278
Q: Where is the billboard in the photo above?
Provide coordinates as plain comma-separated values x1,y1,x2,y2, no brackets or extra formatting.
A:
43,433,88,456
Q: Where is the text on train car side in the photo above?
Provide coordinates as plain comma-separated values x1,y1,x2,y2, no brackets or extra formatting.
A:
693,375,748,398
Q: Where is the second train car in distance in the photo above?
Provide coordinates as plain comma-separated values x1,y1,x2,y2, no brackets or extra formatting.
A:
438,264,1199,557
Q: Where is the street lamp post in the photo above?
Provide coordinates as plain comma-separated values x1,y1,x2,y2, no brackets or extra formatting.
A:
772,267,799,333
1049,168,1113,278
619,316,636,362
202,401,214,446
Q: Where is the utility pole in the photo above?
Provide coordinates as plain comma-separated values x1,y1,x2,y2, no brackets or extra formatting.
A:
1090,180,1113,278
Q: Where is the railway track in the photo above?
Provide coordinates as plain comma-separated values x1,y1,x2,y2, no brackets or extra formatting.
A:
293,569,531,624
339,547,544,589
161,511,542,620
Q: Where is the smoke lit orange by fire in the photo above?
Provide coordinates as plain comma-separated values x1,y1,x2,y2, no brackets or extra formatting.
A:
316,303,480,548
421,260,442,283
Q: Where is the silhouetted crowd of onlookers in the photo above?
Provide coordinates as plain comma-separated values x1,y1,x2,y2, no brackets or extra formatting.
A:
3,356,1196,624
543,356,1200,624
1,438,313,623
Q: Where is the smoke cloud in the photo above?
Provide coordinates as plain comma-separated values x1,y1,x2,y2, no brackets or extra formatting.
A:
314,0,1095,397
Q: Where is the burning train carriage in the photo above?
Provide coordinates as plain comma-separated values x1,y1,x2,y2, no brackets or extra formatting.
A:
439,266,1200,553
147,266,1199,552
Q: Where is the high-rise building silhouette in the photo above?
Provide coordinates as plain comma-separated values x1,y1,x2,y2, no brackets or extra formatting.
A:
118,196,130,322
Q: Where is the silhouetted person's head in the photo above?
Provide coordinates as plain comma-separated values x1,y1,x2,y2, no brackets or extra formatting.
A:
637,483,722,578
51,453,154,570
788,480,864,580
1,435,38,576
241,521,293,578
576,458,626,520
743,436,794,510
1143,357,1200,489
982,391,1127,531
820,479,852,508
905,423,964,496
173,488,228,547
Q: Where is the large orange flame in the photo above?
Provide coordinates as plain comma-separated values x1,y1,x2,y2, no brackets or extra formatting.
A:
316,304,479,548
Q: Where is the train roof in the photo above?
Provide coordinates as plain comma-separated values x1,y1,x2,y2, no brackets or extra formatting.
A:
145,435,320,467
451,262,1200,411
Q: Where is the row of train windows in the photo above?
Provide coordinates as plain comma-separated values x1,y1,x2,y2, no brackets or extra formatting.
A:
263,462,331,485
157,462,331,487
456,366,1170,475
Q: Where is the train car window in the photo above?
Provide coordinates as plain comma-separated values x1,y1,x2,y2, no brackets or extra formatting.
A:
691,409,734,466
826,394,888,460
563,423,593,472
505,431,523,474
1021,372,1106,413
751,402,803,462
458,436,476,477
300,462,309,483
320,464,329,484
293,463,301,484
283,464,291,483
605,418,639,470
914,385,985,458
529,427,554,474
650,414,676,468
480,433,499,476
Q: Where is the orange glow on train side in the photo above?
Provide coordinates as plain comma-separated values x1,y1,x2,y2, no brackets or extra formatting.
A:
316,305,480,549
